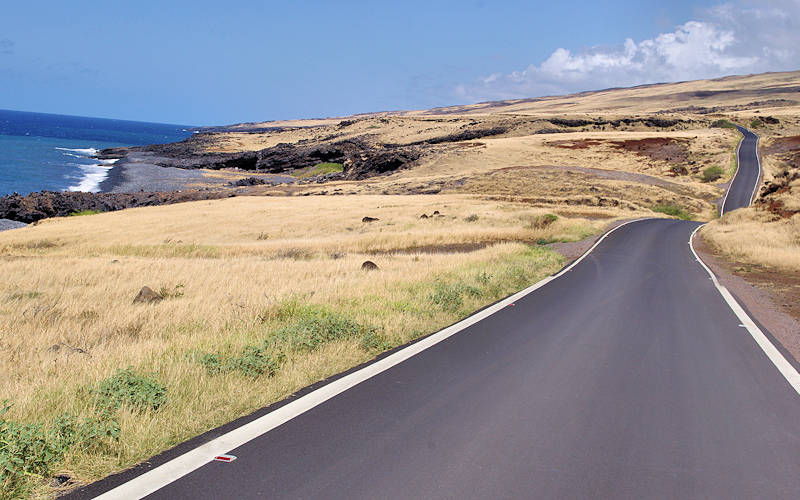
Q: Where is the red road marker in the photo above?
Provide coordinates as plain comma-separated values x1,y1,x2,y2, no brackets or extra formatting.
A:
214,454,237,463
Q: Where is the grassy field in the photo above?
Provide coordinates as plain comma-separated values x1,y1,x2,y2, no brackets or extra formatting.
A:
0,194,614,497
701,208,800,271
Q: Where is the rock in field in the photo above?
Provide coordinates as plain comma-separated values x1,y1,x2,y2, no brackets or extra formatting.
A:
133,286,163,304
361,260,379,271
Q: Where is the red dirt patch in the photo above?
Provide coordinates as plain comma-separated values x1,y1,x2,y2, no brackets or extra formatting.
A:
764,135,800,155
548,137,691,175
608,137,690,164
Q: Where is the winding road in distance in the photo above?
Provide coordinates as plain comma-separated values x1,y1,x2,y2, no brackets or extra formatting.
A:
74,127,800,499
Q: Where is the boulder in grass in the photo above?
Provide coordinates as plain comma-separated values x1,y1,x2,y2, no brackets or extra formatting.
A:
361,260,379,271
133,286,163,304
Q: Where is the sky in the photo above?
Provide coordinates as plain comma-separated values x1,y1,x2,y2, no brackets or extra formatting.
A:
1,0,798,126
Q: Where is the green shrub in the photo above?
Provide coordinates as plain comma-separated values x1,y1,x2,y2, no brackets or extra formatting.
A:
225,345,283,377
93,368,167,412
429,281,482,312
710,119,735,129
358,329,392,352
464,214,479,222
158,284,185,299
750,118,763,128
196,308,382,376
652,204,693,220
274,310,379,352
701,165,725,183
0,402,118,497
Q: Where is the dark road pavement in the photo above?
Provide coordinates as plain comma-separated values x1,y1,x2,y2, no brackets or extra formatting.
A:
79,128,799,499
144,220,800,499
722,126,760,214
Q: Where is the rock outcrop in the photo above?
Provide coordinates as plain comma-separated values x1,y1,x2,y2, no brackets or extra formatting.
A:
101,137,422,181
0,190,230,223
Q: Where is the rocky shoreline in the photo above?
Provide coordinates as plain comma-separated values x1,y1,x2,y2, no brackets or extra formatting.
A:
0,113,702,224
0,126,430,222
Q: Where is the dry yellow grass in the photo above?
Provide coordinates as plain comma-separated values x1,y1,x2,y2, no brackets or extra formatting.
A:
0,194,610,497
268,129,737,222
417,70,800,117
700,209,800,271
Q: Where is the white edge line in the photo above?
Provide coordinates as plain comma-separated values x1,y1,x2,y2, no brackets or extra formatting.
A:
94,218,648,500
720,127,745,217
689,225,800,395
748,133,762,206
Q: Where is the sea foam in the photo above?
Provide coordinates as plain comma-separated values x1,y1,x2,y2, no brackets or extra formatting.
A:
58,146,118,193
67,162,116,193
55,147,100,156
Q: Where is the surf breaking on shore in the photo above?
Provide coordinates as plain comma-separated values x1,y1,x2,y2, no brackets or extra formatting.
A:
56,147,119,193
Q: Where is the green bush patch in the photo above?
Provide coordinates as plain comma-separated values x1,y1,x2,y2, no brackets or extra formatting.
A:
429,281,483,312
93,368,167,412
274,309,380,353
69,210,102,217
710,119,736,129
0,402,118,497
195,346,284,378
701,165,725,183
292,162,344,179
195,307,386,377
652,204,694,220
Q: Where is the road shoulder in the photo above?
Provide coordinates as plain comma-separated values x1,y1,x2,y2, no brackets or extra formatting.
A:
695,233,800,363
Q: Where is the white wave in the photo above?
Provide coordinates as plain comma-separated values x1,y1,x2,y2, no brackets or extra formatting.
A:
67,164,113,193
98,158,119,165
55,147,99,156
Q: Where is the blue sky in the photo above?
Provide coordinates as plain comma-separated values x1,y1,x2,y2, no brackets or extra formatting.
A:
1,0,797,125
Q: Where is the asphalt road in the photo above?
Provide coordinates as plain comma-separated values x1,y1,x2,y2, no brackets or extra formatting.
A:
722,126,760,214
80,128,800,499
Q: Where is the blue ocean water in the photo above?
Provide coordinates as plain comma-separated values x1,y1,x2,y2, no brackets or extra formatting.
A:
0,109,192,196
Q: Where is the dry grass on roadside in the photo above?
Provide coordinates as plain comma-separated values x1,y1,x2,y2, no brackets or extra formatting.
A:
700,208,800,271
0,194,609,497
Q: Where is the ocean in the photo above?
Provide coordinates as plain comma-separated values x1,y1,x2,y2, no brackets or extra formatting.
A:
0,109,192,196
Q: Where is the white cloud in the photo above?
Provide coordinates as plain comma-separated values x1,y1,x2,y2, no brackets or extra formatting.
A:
456,0,800,102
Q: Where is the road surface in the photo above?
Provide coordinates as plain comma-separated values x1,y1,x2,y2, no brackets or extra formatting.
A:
722,126,760,214
74,128,800,499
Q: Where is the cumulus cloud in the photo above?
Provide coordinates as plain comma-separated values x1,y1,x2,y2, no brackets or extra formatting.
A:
0,38,14,55
455,0,800,102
